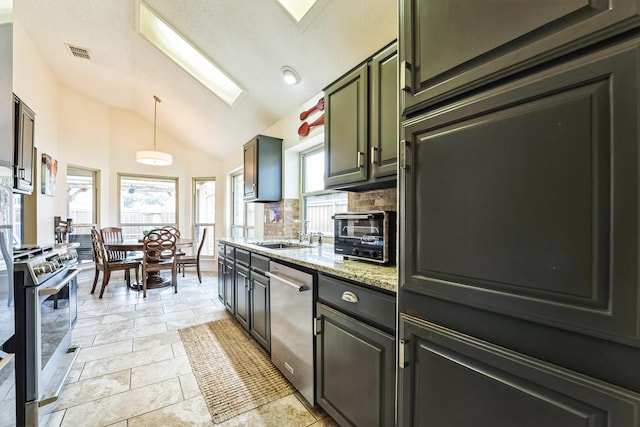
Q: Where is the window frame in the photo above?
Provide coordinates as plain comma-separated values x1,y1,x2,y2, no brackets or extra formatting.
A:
118,173,179,239
299,144,347,239
230,170,255,239
192,177,216,258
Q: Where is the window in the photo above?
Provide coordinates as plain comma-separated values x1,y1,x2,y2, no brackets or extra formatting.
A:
193,178,215,257
67,166,98,262
119,174,178,239
230,171,255,239
300,146,347,236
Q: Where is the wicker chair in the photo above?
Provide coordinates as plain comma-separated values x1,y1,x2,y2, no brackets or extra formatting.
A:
141,228,178,298
90,228,140,298
177,228,207,283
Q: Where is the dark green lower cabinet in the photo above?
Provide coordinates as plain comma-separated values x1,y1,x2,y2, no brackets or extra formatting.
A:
249,271,270,351
316,303,395,427
398,314,640,427
235,264,250,329
223,260,234,314
216,257,225,303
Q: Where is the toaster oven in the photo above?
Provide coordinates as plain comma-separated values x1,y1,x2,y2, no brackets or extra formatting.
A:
332,211,396,264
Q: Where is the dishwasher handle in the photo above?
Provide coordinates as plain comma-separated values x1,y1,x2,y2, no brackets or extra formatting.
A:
266,271,309,292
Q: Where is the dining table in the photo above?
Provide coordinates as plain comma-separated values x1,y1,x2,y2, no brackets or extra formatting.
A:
104,238,194,289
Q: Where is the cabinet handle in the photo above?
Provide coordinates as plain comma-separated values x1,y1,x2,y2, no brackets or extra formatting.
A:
341,291,359,303
400,140,408,169
357,151,364,168
370,146,377,165
19,168,25,179
400,60,411,92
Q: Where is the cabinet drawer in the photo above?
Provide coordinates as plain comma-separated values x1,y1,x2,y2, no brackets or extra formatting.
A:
217,242,225,255
251,253,269,274
318,274,395,332
235,248,250,266
224,245,234,258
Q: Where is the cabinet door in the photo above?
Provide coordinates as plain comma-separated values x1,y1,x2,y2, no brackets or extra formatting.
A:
217,258,225,303
235,264,250,329
14,98,34,195
400,0,640,115
398,315,640,427
325,63,368,188
224,260,235,314
370,43,398,181
400,37,640,392
250,271,270,351
316,303,395,427
243,138,257,199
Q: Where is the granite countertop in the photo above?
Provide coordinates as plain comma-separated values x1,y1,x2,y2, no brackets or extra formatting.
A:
218,238,398,294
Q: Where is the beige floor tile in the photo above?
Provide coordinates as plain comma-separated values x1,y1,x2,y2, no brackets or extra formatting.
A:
133,309,196,328
178,373,201,400
92,323,168,347
61,378,183,427
75,339,133,363
56,370,131,410
130,355,192,389
102,307,164,324
216,394,317,427
80,343,174,380
42,409,65,427
127,396,213,427
172,341,186,357
132,330,181,352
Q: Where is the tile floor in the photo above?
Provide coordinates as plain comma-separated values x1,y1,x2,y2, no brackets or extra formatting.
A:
44,267,339,427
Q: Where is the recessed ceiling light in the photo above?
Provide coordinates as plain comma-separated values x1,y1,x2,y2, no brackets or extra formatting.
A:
137,1,244,106
278,0,318,22
282,66,300,85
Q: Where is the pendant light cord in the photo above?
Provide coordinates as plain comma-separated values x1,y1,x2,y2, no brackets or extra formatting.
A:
153,95,161,150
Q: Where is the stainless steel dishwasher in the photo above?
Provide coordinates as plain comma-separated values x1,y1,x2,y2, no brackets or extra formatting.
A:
266,261,314,405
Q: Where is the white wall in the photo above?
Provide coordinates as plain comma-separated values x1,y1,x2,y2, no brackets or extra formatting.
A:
14,16,226,245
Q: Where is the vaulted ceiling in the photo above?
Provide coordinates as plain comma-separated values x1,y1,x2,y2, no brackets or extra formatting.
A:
14,0,398,160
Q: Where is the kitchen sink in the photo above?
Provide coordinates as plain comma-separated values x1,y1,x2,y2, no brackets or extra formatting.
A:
251,241,312,250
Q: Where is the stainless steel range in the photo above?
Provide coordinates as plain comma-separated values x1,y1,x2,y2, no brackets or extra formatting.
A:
12,245,81,426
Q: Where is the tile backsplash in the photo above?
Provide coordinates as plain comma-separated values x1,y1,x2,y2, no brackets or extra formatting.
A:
263,188,397,240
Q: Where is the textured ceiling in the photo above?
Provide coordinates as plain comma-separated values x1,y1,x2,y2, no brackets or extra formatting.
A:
14,0,398,160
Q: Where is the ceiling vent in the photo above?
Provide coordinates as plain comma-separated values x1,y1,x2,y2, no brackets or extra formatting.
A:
66,44,91,60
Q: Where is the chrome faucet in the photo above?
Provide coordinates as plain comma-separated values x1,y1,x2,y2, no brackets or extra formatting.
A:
308,232,323,245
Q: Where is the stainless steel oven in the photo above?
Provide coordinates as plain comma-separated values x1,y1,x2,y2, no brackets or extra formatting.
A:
13,246,80,426
332,211,396,264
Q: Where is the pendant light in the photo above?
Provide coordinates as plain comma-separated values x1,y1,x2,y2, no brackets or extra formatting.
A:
136,95,173,166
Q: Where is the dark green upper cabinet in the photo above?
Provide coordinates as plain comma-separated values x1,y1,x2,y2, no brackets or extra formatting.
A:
243,134,282,202
13,95,35,195
325,41,398,191
400,0,640,116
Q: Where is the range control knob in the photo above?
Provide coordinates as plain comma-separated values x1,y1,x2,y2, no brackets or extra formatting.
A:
352,248,360,256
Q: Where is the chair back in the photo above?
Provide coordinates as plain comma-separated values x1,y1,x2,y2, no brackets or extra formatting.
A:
195,228,208,259
161,226,181,238
90,228,107,267
101,227,126,261
143,228,177,263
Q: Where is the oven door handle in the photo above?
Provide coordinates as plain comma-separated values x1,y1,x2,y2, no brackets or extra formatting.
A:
38,268,80,296
332,213,377,220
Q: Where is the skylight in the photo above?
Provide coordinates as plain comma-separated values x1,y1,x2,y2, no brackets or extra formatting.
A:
137,1,244,106
278,0,318,22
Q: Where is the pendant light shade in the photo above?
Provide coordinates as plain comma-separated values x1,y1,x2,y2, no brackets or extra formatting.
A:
136,95,172,166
